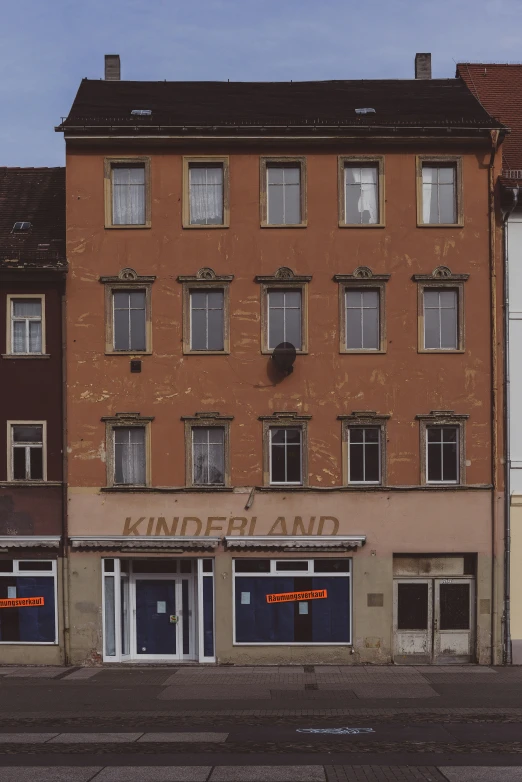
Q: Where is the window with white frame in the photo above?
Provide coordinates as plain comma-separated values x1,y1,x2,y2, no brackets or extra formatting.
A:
9,297,43,354
270,427,302,485
268,290,302,349
0,559,57,644
113,426,146,485
192,426,225,485
233,558,351,644
423,288,458,350
9,423,45,481
345,289,379,350
190,289,224,351
112,290,146,351
189,164,224,225
112,164,146,225
421,163,457,225
344,163,379,224
267,165,301,225
426,425,459,483
348,427,381,484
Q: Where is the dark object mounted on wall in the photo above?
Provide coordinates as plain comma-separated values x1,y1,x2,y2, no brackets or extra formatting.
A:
130,360,142,373
271,342,296,376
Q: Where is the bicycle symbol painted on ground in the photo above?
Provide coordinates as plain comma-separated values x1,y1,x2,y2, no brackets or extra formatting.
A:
296,727,375,735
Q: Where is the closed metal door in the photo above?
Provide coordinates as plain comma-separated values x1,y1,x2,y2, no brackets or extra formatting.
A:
434,578,474,663
393,579,432,664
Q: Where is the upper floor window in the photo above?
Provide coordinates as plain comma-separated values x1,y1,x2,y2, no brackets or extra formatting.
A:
417,158,462,226
270,427,303,485
113,426,146,486
192,426,225,485
260,158,307,227
339,158,384,226
345,289,379,350
8,296,44,355
8,423,46,481
183,157,229,228
426,426,459,484
423,288,457,350
113,290,146,351
268,290,302,350
190,289,224,351
348,427,381,484
104,159,151,228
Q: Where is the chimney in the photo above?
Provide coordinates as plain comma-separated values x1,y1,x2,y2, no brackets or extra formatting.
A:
415,53,431,80
105,54,121,81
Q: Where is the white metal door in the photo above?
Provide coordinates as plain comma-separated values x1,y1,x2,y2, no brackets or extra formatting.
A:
393,579,432,664
434,578,474,663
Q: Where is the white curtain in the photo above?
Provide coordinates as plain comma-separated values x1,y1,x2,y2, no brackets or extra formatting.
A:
422,166,435,224
12,300,41,353
113,168,146,225
348,167,378,223
115,428,145,484
190,167,223,224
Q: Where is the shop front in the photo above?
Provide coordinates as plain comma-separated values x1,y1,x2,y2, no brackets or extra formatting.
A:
67,488,498,666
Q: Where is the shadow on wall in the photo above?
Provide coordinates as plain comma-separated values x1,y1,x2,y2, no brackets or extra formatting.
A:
0,496,34,535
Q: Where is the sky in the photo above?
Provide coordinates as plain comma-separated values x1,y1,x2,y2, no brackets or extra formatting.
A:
1,0,521,167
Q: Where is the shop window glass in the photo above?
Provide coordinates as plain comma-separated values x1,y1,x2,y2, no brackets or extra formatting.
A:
0,575,56,643
104,576,116,656
203,576,214,657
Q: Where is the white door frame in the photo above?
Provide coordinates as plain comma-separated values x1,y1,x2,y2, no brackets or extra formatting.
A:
433,577,475,663
393,578,432,662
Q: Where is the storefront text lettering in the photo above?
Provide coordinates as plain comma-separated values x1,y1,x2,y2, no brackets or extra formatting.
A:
122,515,340,537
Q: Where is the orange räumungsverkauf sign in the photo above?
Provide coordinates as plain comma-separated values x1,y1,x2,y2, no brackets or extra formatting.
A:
0,597,44,609
266,589,327,604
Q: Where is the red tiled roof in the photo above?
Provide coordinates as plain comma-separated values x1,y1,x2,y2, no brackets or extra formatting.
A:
57,77,504,135
0,167,66,269
457,63,522,171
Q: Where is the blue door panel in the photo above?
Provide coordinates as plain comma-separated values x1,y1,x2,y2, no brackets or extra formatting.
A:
136,580,176,655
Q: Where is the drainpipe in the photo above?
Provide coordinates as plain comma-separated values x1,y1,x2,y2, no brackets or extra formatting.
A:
61,282,71,665
503,185,519,665
489,130,500,666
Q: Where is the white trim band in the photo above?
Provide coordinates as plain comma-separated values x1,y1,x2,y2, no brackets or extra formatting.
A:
69,535,220,550
225,535,366,550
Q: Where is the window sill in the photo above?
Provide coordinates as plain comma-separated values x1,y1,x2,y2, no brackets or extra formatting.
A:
104,224,151,230
260,222,308,229
183,350,230,356
0,481,62,487
338,222,385,229
416,222,464,229
100,485,234,493
340,349,386,355
417,348,465,354
2,354,50,360
182,223,230,230
104,351,152,356
261,349,308,356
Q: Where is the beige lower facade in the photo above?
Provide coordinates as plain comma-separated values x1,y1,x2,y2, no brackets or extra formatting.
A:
64,488,503,666
510,496,522,664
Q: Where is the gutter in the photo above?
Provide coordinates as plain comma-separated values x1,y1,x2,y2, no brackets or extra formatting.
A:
503,185,520,664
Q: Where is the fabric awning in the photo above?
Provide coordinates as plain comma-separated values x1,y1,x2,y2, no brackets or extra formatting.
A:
69,536,220,551
0,536,61,549
225,535,366,551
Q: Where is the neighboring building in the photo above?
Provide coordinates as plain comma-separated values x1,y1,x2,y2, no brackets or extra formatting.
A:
0,167,67,663
57,53,505,666
458,63,522,664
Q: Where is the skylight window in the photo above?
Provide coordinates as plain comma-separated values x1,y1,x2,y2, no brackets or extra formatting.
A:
12,222,32,232
131,109,152,116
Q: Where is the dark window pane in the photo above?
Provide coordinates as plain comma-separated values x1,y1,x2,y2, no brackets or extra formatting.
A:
397,583,429,630
362,306,379,349
202,559,213,573
349,428,364,444
113,291,130,309
442,443,458,481
207,289,224,309
104,559,115,572
269,291,284,307
114,308,129,350
208,441,225,484
17,560,52,571
13,449,26,480
0,561,13,572
349,443,364,482
439,583,470,630
207,308,224,351
439,183,456,224
427,443,442,481
286,428,301,444
0,576,56,642
271,443,286,483
234,560,270,573
444,427,457,442
13,426,42,443
284,185,301,224
29,449,43,480
275,561,308,571
424,306,440,349
268,306,284,349
441,304,457,349
130,291,145,308
427,427,442,443
346,306,362,349
268,183,284,224
365,428,379,443
313,559,350,573
191,308,207,350
286,444,302,483
191,290,207,308
130,309,146,351
285,307,301,349
365,443,380,482
271,429,286,444
203,576,214,656
182,578,190,654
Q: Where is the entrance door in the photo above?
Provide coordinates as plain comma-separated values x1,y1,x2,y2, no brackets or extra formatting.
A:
135,579,178,658
393,578,475,664
393,579,432,664
434,578,474,663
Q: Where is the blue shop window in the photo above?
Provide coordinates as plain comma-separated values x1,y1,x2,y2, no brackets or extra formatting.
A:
234,575,350,643
0,577,56,643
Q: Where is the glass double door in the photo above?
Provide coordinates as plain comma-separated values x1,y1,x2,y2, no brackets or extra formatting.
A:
393,578,474,664
132,576,193,660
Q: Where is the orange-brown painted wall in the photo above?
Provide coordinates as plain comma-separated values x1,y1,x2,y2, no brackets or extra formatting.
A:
65,140,497,490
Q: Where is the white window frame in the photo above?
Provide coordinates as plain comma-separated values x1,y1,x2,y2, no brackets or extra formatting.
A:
0,559,58,645
191,425,226,486
266,164,301,226
425,425,460,485
269,426,303,486
232,557,352,646
348,427,382,485
423,288,458,350
112,289,147,352
6,295,45,356
189,289,225,351
112,425,147,487
267,289,302,350
345,288,380,351
7,421,47,482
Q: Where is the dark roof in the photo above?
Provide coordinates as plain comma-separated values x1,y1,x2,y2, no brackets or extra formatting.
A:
0,168,66,270
458,63,522,174
57,77,504,135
